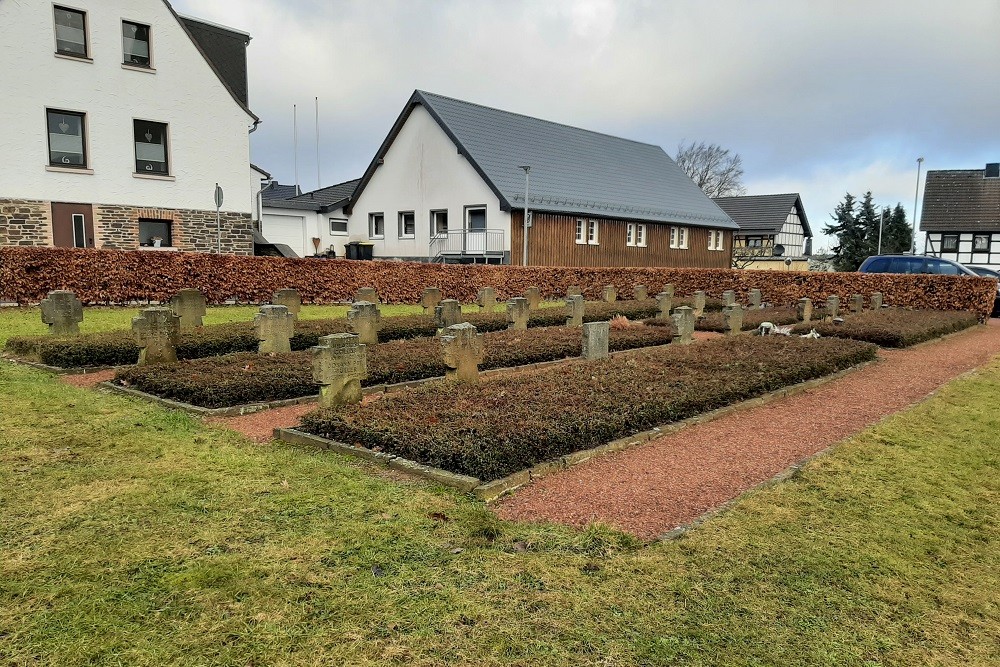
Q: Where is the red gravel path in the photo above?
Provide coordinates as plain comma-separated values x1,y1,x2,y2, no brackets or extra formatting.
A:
496,322,1000,541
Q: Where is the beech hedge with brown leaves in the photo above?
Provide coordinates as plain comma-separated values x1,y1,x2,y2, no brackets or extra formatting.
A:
1,247,993,318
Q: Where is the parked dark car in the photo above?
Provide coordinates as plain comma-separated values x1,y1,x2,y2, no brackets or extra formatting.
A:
858,254,1000,316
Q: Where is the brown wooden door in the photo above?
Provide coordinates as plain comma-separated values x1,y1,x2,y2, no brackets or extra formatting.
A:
51,202,95,248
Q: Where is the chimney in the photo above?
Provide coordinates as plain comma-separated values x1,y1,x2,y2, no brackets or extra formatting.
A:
985,163,1000,178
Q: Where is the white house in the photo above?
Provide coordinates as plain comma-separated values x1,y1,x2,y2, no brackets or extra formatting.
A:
921,164,1000,270
274,90,735,267
713,193,813,270
0,0,259,254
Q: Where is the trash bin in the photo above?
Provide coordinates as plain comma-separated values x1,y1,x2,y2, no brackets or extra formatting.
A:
345,241,360,260
358,242,374,261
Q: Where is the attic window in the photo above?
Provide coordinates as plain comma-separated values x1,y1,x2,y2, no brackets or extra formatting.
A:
54,6,88,58
122,21,151,68
985,163,1000,179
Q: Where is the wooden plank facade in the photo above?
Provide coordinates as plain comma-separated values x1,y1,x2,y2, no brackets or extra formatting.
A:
510,211,733,268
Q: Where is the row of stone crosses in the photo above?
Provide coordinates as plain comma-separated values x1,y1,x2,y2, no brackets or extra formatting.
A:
38,287,885,393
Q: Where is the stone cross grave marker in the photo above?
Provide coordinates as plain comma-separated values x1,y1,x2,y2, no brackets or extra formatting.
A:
523,286,541,310
722,305,744,335
312,333,367,408
565,295,585,327
602,285,617,303
871,292,883,310
255,305,295,353
434,299,462,332
353,287,380,304
348,301,382,345
476,286,497,312
440,322,484,382
40,290,83,336
169,288,207,328
420,287,442,314
633,284,648,301
272,289,301,320
749,289,762,309
581,321,610,360
722,290,736,307
797,297,813,322
566,285,583,298
850,294,864,313
826,295,840,319
671,306,695,345
507,297,530,330
656,291,673,318
662,283,675,299
132,307,180,365
692,291,707,317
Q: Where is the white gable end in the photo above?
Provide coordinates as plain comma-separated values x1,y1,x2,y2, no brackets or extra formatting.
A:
346,104,510,260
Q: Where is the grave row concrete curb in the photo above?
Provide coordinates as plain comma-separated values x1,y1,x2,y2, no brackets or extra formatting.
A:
272,357,880,503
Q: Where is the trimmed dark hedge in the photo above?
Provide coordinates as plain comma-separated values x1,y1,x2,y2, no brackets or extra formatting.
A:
112,324,675,408
3,247,994,319
298,336,878,482
792,309,979,347
6,300,666,369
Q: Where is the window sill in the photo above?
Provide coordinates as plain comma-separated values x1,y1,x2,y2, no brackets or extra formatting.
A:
55,52,93,63
122,63,156,74
330,232,349,236
46,165,93,175
137,246,179,251
369,236,385,240
133,172,175,181
398,235,415,240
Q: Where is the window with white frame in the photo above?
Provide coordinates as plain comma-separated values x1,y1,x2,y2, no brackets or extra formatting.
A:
54,6,88,58
398,211,415,238
431,209,448,235
588,220,599,245
46,109,87,167
329,218,348,235
973,234,990,252
369,212,385,239
708,230,725,251
626,223,647,247
122,21,151,67
670,226,688,249
575,219,586,244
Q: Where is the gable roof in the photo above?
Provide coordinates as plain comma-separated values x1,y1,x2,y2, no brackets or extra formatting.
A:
162,1,258,122
920,168,1000,232
262,179,361,213
713,193,811,237
260,181,300,202
347,90,736,229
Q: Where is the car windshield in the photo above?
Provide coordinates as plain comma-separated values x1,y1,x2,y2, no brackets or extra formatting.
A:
970,267,999,278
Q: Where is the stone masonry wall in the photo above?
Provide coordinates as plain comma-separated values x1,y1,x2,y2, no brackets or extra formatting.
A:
94,205,253,255
0,199,51,246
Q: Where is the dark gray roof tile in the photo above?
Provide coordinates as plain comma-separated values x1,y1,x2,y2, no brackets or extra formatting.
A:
920,169,1000,232
712,193,811,237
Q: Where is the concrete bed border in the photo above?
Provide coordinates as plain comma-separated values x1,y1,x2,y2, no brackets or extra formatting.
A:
274,357,880,502
91,342,677,417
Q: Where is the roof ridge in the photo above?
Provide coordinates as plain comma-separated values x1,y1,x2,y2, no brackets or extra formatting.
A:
415,90,665,152
292,177,361,198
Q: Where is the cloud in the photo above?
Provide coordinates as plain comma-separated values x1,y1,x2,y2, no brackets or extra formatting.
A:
173,0,1000,235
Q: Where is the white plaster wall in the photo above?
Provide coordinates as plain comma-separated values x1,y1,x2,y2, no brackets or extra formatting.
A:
347,104,510,259
0,0,253,213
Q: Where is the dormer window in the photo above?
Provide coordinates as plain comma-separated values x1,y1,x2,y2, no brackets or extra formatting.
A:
122,21,151,68
54,6,88,59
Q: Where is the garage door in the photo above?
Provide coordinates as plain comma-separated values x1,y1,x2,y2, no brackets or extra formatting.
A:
261,214,307,257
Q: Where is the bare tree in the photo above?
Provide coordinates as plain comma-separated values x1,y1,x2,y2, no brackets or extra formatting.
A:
675,141,747,198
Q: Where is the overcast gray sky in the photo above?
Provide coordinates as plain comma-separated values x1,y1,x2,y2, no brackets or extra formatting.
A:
175,0,1000,250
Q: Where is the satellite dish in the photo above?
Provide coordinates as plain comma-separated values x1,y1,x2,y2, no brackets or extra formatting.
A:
773,244,785,257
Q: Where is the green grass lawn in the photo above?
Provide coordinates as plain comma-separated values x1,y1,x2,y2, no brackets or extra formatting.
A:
1,322,998,664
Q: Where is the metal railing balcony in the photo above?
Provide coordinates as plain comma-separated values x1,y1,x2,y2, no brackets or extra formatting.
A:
429,229,506,261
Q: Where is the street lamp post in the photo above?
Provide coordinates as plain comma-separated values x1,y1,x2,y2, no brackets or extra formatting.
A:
912,157,924,254
877,207,886,254
519,165,531,266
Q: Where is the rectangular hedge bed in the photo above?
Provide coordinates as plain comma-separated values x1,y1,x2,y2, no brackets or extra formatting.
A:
297,336,878,482
791,309,979,348
111,324,675,409
4,299,678,369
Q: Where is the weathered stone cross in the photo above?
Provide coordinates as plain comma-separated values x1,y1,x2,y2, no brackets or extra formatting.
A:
312,333,368,408
169,288,207,328
132,307,180,364
347,301,382,345
40,290,83,336
255,305,295,353
440,322,484,382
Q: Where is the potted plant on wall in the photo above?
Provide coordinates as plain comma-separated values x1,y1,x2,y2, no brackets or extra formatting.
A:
150,236,163,248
